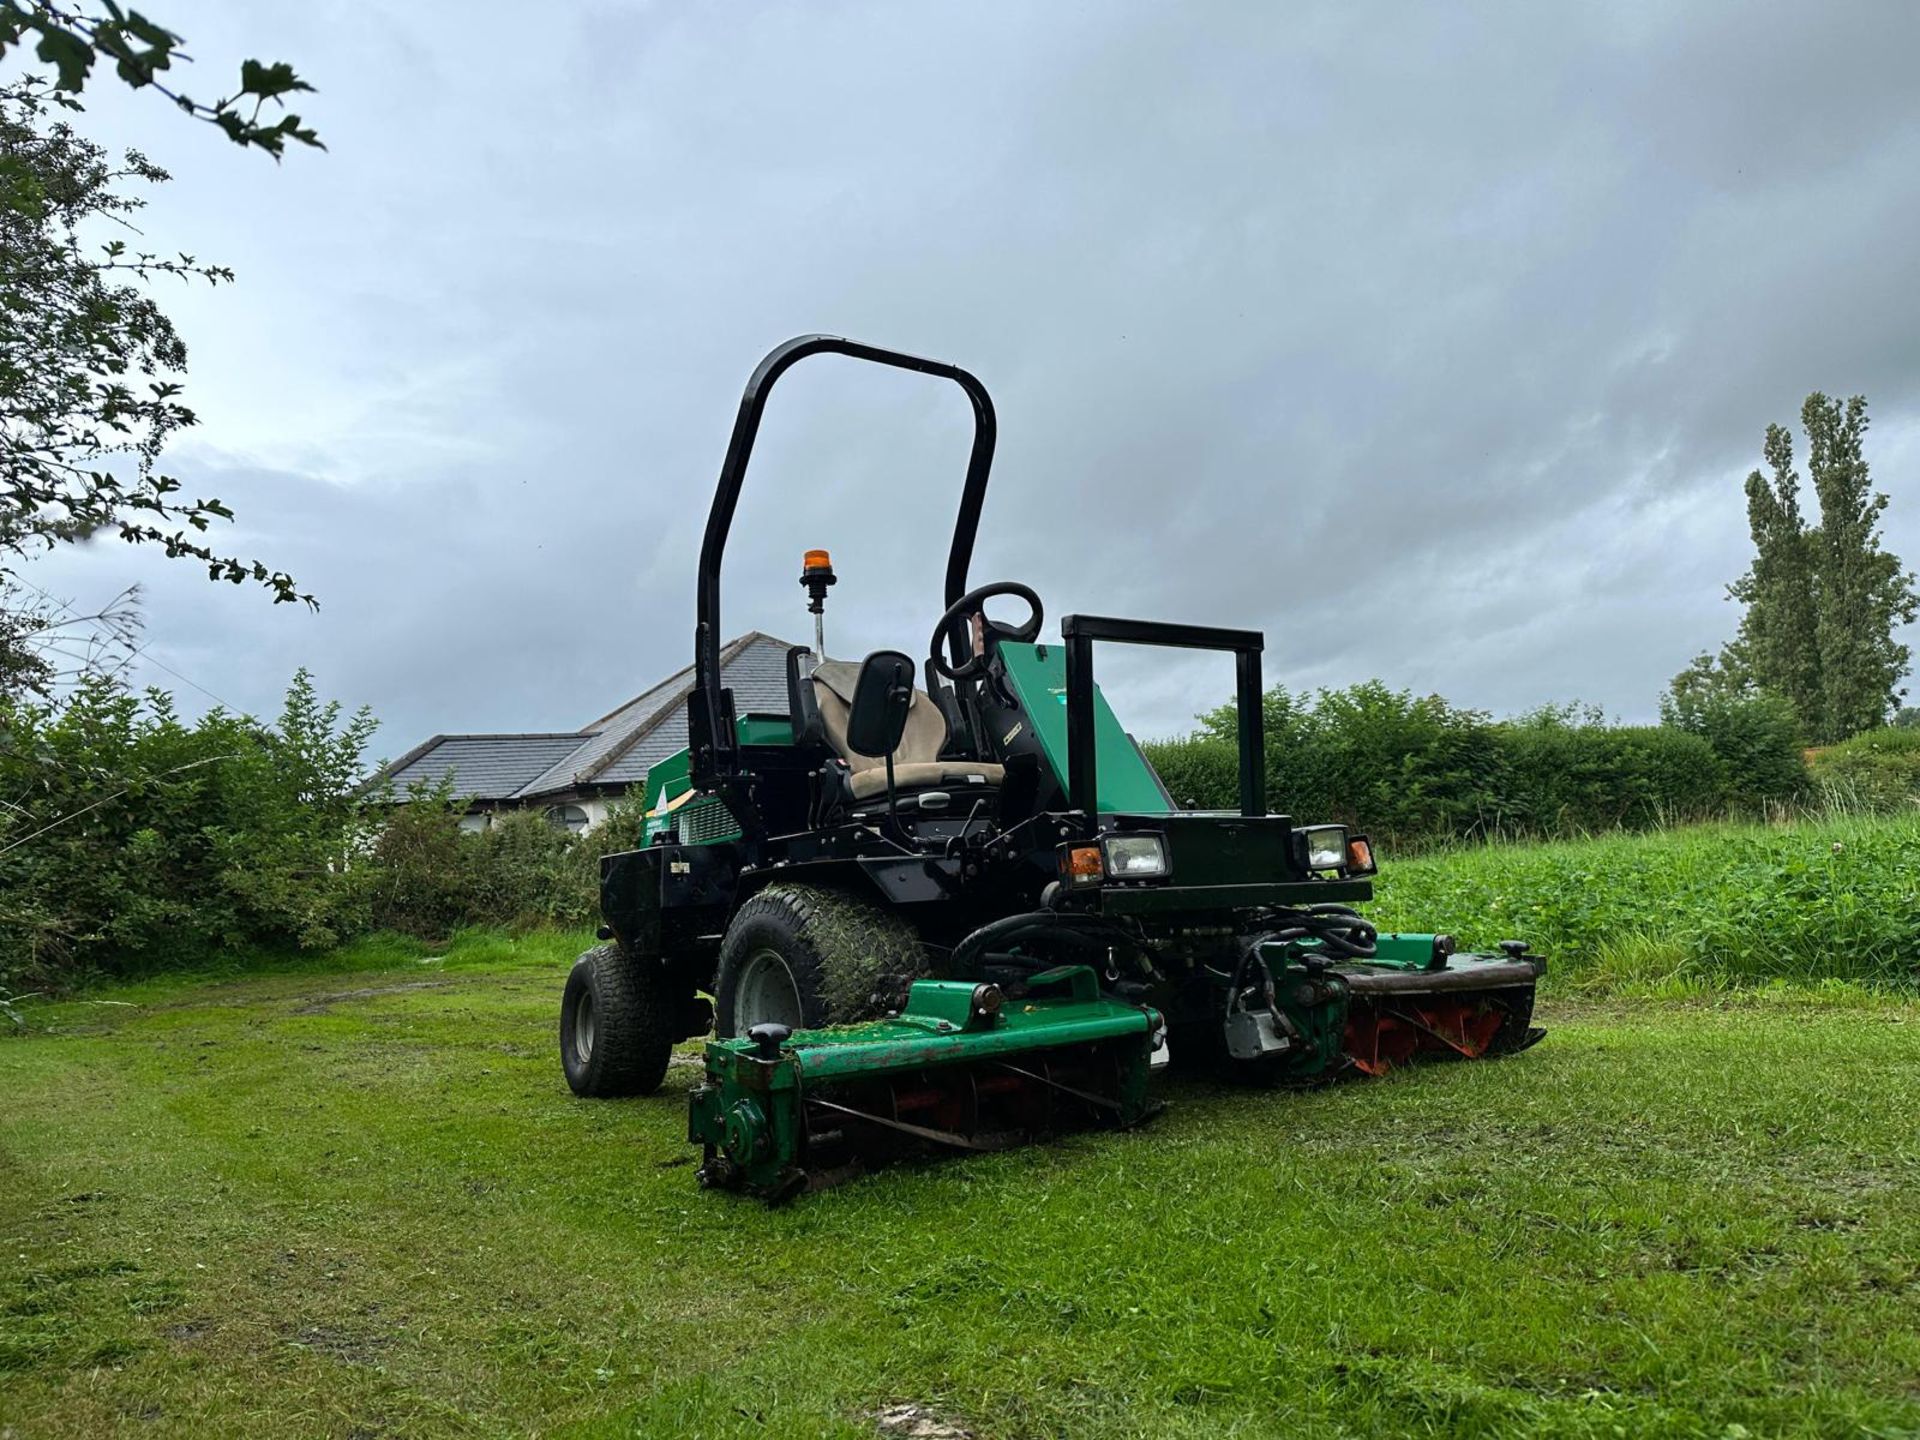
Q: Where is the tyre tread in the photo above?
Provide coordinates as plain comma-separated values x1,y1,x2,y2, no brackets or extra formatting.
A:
713,883,924,1037
561,942,673,1097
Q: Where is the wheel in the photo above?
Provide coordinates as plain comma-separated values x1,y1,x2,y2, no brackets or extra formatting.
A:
713,884,927,1037
559,942,674,1097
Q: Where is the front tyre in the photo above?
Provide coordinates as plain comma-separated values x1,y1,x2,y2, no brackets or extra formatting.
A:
713,884,926,1037
560,943,673,1097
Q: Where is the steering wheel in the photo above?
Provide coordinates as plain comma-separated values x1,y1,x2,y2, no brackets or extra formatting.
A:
928,581,1045,681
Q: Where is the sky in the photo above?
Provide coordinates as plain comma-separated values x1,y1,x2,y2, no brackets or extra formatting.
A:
18,1,1920,758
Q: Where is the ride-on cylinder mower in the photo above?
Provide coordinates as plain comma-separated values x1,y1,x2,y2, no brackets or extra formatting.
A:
559,334,1545,1198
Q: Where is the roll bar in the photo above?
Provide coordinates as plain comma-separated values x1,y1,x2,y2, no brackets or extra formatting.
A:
688,335,998,786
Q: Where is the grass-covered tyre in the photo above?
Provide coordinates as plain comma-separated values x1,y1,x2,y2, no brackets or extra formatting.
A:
560,942,673,1098
713,883,926,1038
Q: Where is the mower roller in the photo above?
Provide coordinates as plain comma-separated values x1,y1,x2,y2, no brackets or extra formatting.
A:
559,334,1545,1199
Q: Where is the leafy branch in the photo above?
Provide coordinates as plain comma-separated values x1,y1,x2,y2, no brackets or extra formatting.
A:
0,0,321,156
2,76,314,606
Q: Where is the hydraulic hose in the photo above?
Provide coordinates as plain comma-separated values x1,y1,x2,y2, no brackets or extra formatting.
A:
949,910,1158,980
1248,904,1377,960
1225,905,1377,1023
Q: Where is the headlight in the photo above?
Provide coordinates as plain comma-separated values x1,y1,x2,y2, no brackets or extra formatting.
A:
1298,824,1348,872
1100,832,1169,880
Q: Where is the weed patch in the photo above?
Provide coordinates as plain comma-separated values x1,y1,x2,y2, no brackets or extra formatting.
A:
1371,810,1920,990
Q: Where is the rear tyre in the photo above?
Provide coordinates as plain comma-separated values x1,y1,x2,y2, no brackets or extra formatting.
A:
713,884,926,1038
560,942,673,1097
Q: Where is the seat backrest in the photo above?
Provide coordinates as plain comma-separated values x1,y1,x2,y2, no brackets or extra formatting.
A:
810,658,948,773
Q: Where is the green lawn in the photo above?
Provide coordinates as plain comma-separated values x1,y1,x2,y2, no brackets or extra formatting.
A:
3,931,1919,1439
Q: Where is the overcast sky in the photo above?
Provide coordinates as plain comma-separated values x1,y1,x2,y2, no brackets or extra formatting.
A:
21,1,1920,755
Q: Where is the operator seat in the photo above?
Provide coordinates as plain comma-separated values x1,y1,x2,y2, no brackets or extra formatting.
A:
809,658,1004,801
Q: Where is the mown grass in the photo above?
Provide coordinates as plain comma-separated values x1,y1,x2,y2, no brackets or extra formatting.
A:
4,913,1920,1438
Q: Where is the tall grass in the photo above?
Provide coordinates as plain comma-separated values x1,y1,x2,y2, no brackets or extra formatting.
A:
1369,809,1920,992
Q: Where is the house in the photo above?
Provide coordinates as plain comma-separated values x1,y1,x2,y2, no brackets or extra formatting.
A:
365,632,795,831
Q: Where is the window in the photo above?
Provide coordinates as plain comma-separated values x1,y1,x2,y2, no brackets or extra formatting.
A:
544,804,590,833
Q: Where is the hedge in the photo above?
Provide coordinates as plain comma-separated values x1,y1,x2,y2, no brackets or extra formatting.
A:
1142,682,1807,851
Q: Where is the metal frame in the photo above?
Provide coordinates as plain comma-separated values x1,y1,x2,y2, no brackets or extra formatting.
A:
688,335,998,787
1059,614,1266,823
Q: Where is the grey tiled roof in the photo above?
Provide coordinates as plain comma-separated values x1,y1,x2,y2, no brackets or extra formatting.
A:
596,711,693,785
524,632,796,795
375,733,589,802
366,633,798,803
516,672,687,797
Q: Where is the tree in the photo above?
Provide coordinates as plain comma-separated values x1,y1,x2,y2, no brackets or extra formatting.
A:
0,3,320,156
1726,423,1820,725
1803,394,1916,740
1699,394,1916,743
1,7,320,608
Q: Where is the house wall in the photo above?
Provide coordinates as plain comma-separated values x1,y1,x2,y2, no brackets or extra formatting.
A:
455,795,618,832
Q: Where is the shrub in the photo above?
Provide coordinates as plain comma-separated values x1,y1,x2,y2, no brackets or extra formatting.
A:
1,653,658,985
1155,682,1509,847
355,782,485,940
1303,684,1505,847
1147,681,1785,852
1141,735,1241,810
1496,708,1725,835
1659,683,1805,807
355,791,651,940
0,671,377,985
1808,728,1920,813
480,809,618,929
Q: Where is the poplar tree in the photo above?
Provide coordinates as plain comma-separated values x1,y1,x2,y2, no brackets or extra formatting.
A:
1727,423,1821,726
1803,394,1917,739
1703,394,1918,743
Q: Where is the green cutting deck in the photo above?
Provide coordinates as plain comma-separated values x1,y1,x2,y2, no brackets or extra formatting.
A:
689,965,1163,1200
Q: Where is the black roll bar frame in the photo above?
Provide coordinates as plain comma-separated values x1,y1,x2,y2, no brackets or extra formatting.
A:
687,335,998,787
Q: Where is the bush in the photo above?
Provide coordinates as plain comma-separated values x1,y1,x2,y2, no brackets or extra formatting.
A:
1660,683,1805,808
354,783,484,940
1808,728,1920,812
1304,684,1506,847
1150,682,1508,848
0,672,377,985
1142,735,1242,810
0,656,658,987
358,792,651,939
1497,708,1725,835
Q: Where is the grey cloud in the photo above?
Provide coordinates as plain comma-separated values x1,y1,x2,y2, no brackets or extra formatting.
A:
24,0,1920,751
